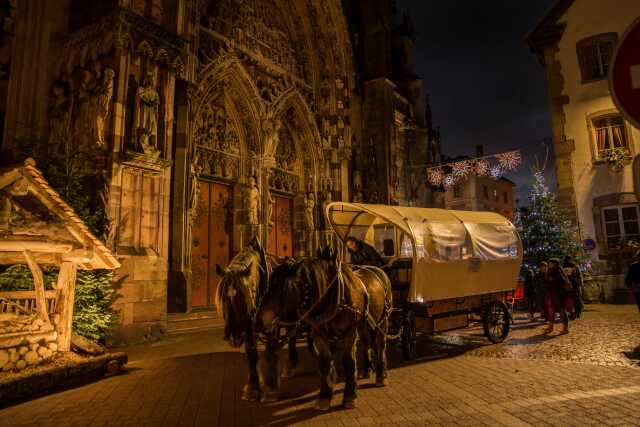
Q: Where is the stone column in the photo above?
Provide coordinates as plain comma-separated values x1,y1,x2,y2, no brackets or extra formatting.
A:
2,0,66,158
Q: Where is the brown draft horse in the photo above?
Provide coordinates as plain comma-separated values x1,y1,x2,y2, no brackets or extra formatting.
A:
215,237,304,402
257,247,392,410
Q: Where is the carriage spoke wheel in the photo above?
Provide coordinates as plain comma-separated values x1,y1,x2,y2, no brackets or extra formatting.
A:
483,301,511,343
402,310,417,360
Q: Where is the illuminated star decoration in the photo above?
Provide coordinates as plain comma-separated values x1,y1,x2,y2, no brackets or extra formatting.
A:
443,174,455,187
451,161,471,179
489,165,502,180
475,159,490,176
427,168,444,186
496,150,522,171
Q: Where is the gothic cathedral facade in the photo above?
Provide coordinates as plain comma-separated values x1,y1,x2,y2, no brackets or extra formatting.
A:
0,0,441,343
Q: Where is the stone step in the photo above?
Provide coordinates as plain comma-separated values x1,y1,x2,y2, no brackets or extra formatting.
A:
166,310,223,335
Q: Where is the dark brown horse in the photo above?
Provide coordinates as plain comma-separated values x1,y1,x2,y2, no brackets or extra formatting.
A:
215,237,302,402
257,247,392,410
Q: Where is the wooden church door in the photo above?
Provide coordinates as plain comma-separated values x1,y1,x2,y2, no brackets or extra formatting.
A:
191,181,233,308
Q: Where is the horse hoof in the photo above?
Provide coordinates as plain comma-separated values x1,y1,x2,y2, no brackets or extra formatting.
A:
375,377,389,387
315,398,331,411
342,398,357,409
241,386,261,402
281,367,296,378
261,391,279,403
358,370,371,380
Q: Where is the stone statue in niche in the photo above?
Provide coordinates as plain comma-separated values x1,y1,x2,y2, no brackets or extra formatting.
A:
304,192,315,230
188,151,202,226
267,191,275,227
246,177,260,225
321,190,332,230
48,81,72,150
134,71,160,155
93,68,115,148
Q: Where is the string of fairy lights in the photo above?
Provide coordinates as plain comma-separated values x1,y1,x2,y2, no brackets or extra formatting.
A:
426,149,523,188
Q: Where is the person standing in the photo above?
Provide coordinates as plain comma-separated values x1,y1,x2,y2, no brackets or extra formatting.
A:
544,258,571,334
534,261,548,321
523,266,537,322
625,250,640,312
563,255,584,319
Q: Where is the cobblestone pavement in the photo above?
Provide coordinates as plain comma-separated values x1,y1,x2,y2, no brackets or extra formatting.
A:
1,304,639,427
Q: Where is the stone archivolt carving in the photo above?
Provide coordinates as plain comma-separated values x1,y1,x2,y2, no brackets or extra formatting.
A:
193,100,241,181
268,169,298,195
194,102,240,154
275,125,296,171
201,0,303,78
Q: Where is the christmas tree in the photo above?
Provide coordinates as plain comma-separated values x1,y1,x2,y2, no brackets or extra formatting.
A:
516,171,584,268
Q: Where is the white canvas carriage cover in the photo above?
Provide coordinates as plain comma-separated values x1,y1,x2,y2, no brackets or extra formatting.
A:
325,203,522,302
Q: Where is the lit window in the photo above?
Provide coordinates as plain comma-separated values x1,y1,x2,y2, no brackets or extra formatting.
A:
577,33,617,82
602,205,640,250
592,114,629,161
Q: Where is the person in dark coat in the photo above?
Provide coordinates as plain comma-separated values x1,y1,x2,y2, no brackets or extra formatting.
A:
625,250,640,312
345,236,384,267
533,261,548,321
563,255,584,319
544,258,571,334
522,266,537,321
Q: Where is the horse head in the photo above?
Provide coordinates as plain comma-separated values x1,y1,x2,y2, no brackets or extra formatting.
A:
215,238,266,347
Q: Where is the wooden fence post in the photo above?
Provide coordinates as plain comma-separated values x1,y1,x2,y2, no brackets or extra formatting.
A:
23,249,51,325
55,261,77,351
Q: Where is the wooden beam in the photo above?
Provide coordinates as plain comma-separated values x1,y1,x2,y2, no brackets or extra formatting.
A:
0,252,61,266
0,241,74,253
0,290,57,299
22,249,51,325
0,170,20,191
55,261,77,352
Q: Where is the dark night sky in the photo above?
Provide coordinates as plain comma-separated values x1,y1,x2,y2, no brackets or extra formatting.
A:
396,0,556,203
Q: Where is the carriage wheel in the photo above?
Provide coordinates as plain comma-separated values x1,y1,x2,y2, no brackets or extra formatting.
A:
401,310,417,360
483,301,511,343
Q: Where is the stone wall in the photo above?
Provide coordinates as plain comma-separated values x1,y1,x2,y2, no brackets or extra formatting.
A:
108,255,167,346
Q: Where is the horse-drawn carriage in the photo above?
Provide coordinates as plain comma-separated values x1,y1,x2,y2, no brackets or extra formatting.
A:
325,202,523,359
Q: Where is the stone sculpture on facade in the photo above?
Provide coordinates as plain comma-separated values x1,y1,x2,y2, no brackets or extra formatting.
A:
267,191,275,227
304,192,315,230
93,68,115,147
246,177,260,225
188,151,201,227
48,82,72,151
134,71,160,155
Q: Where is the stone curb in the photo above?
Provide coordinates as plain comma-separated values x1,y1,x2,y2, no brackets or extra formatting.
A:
0,352,128,407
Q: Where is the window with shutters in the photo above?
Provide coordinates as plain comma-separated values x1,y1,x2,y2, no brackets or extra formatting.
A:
576,33,618,83
602,205,640,251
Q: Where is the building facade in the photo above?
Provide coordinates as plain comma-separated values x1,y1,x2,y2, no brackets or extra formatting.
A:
444,176,515,220
529,0,640,290
0,0,442,343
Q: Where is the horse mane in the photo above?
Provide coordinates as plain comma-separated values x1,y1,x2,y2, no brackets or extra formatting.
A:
214,246,263,318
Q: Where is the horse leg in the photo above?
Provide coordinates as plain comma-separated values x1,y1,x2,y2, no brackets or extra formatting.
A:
241,327,261,401
374,317,389,387
357,323,372,379
261,339,281,402
282,334,298,378
313,333,335,411
342,329,359,409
